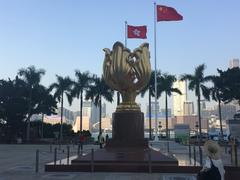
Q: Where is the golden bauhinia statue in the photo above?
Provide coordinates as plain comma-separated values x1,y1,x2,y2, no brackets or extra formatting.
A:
103,42,151,112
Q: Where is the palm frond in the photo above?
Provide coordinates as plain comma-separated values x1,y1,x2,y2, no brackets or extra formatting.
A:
170,88,182,95
195,64,206,81
180,74,194,81
66,92,73,106
201,85,210,101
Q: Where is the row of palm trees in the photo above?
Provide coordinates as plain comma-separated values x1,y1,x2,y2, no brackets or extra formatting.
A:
18,66,46,141
48,73,114,142
18,63,232,145
16,66,114,141
142,64,229,146
140,64,225,165
140,71,182,140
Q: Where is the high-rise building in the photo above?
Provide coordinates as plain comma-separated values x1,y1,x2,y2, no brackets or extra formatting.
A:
229,58,239,69
90,102,107,125
73,101,92,118
82,101,92,116
183,101,194,115
215,104,237,120
72,116,90,132
200,100,207,110
146,101,160,118
57,107,74,124
201,104,237,122
173,80,187,116
72,101,108,132
102,103,106,117
159,108,172,118
91,117,112,131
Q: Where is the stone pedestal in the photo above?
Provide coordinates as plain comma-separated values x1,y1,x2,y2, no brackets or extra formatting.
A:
46,110,179,172
108,111,145,147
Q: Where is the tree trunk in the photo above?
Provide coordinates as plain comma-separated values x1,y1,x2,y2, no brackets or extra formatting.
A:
197,94,202,142
80,91,83,132
149,89,152,140
99,97,102,136
165,92,168,139
41,113,44,138
26,88,33,142
166,92,170,153
60,91,64,142
26,115,31,142
218,99,223,140
117,92,120,105
197,93,203,165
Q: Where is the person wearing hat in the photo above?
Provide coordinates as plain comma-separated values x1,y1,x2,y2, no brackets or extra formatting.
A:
201,140,225,180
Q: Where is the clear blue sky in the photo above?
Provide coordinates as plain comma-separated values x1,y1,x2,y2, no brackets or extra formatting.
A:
0,0,240,114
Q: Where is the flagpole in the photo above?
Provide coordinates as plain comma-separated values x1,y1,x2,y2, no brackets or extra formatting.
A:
153,2,158,142
125,21,128,47
118,21,128,106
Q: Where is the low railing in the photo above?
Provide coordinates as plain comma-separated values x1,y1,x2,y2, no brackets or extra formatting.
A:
34,141,239,174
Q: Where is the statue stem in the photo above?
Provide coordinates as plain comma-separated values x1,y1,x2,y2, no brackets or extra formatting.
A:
121,91,137,103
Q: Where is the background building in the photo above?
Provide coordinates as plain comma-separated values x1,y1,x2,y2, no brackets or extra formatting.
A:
72,101,107,132
42,101,108,133
159,108,172,118
173,80,187,116
202,104,236,121
229,58,239,69
72,116,90,132
146,101,160,118
43,115,67,125
183,101,194,115
57,107,74,124
91,117,112,132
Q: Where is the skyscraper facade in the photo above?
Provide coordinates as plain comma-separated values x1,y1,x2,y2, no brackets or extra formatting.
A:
183,101,194,115
229,58,239,69
173,80,187,116
146,101,160,118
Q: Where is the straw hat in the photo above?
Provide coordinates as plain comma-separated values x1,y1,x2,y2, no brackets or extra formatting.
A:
203,140,221,159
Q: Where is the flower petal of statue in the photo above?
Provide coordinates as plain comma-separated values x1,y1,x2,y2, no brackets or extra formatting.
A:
103,42,151,111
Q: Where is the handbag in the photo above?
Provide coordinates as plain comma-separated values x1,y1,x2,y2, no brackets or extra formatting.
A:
197,158,221,180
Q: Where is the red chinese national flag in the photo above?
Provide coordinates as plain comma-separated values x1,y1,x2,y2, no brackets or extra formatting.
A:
127,25,147,39
157,5,183,21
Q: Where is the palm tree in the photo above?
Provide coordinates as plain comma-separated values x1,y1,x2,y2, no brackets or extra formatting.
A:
86,76,114,136
71,70,94,132
37,86,58,138
217,67,240,104
141,70,161,140
209,75,224,140
158,73,182,141
180,64,211,165
49,75,73,142
18,66,45,141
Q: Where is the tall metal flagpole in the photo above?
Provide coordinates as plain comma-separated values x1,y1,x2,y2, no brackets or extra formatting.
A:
125,21,128,48
116,21,128,106
153,2,158,141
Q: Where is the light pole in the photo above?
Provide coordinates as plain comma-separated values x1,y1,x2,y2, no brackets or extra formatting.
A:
195,121,199,143
158,121,162,140
195,121,202,165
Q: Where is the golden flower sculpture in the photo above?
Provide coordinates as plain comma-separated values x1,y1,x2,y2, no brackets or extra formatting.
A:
103,42,151,111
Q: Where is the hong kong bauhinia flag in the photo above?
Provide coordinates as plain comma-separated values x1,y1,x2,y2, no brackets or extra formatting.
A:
157,5,183,21
127,25,147,39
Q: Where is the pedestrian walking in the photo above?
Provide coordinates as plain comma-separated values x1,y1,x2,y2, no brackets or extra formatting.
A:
98,133,105,149
79,132,85,151
197,140,225,180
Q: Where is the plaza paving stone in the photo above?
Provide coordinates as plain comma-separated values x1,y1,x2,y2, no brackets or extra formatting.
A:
0,143,199,180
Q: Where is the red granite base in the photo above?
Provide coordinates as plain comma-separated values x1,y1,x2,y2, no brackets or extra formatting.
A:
45,147,178,172
72,147,178,165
